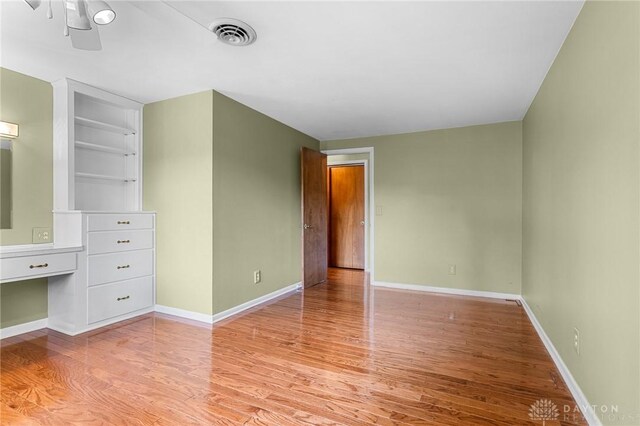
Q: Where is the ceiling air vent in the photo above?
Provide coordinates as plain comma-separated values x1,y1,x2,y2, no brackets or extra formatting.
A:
209,18,257,46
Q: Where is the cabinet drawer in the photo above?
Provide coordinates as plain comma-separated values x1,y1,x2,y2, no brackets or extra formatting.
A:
88,230,153,255
88,214,154,232
1,252,76,282
88,276,153,324
88,250,153,287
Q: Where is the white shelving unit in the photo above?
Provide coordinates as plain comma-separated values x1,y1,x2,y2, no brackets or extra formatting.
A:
53,79,143,212
51,79,155,335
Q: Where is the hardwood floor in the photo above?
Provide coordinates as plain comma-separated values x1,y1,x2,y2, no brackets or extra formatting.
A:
1,268,585,425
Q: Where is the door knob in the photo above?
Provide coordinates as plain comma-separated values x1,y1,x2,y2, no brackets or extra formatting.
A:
304,224,313,230
360,221,365,225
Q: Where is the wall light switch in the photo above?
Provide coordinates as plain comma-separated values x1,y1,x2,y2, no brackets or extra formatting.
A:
376,206,383,216
32,227,52,244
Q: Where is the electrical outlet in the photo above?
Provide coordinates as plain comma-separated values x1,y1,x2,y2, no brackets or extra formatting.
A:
32,227,52,244
253,270,261,284
573,327,580,355
448,264,456,275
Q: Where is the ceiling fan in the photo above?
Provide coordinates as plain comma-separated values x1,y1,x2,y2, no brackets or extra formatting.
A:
23,0,116,51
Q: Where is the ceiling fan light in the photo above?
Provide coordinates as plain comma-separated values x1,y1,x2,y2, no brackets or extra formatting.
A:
65,0,91,30
88,0,115,25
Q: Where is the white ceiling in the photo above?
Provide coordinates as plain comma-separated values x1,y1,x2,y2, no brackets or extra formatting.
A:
1,0,583,141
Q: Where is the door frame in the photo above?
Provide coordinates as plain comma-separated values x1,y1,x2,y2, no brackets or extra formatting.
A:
322,147,375,283
327,160,369,271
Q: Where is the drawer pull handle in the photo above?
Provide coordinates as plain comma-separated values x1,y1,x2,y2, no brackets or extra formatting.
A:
117,240,131,244
117,265,130,270
117,221,130,225
29,263,49,269
117,295,130,301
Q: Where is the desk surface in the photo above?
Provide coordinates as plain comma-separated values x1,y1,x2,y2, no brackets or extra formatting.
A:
0,244,83,259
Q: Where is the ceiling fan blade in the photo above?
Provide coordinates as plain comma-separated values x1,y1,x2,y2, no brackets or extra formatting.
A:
23,0,41,10
69,27,102,51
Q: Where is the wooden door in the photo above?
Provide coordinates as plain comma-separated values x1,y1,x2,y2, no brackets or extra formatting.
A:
328,165,365,269
301,147,328,288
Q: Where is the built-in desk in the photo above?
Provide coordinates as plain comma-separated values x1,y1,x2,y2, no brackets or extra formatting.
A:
1,212,156,338
0,244,82,339
0,244,82,284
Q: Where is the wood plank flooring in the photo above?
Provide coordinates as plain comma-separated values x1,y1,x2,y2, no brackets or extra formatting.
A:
1,268,585,425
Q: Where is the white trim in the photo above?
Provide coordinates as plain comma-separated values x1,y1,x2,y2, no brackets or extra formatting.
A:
0,243,53,255
373,281,519,300
520,298,601,426
327,159,370,271
212,282,302,323
0,318,48,339
47,306,156,336
154,282,303,325
326,160,364,166
154,305,213,324
321,147,375,283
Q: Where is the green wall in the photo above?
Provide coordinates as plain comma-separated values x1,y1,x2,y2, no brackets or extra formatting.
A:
143,91,214,315
322,121,523,294
522,1,640,421
212,92,318,313
0,281,48,328
0,68,53,329
144,91,319,315
0,68,53,245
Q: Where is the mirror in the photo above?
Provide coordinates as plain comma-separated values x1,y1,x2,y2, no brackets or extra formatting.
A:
0,139,12,229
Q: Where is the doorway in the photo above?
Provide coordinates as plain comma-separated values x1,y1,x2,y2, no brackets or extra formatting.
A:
327,164,365,269
301,147,375,287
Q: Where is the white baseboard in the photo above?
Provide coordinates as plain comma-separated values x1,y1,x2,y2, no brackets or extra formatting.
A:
520,298,601,426
0,318,48,340
154,282,302,325
212,282,302,323
373,281,519,300
154,304,214,324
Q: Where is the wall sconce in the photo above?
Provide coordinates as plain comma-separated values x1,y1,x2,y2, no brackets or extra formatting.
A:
0,121,19,139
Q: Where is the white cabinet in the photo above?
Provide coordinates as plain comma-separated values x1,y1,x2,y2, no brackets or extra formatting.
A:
88,250,154,287
51,79,156,336
87,229,154,254
88,276,154,324
0,248,78,284
49,212,156,335
87,213,154,231
53,79,142,212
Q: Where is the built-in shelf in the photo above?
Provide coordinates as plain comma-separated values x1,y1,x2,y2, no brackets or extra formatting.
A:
54,79,143,211
75,116,135,135
75,172,137,182
75,140,136,156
